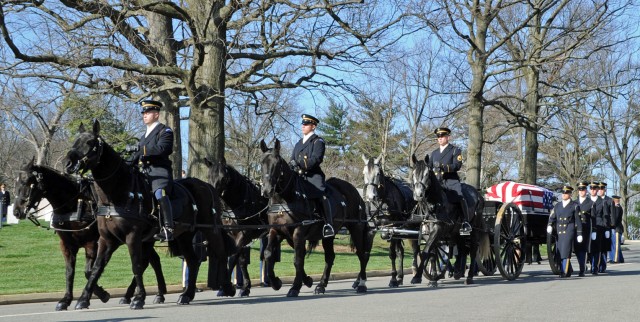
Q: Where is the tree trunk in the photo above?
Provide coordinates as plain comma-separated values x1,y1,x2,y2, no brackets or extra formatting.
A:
522,68,540,185
466,61,486,189
185,1,226,180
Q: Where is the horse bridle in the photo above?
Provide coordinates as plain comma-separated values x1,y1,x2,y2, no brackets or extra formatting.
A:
263,155,294,197
72,136,105,175
363,165,384,203
413,163,432,200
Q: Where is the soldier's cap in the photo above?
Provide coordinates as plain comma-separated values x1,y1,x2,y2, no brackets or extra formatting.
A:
598,182,607,188
577,181,589,190
612,195,621,200
301,114,319,125
141,100,162,113
561,185,574,194
589,181,600,188
434,127,451,137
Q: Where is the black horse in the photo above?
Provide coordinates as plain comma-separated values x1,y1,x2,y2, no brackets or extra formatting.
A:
361,155,421,287
13,158,168,310
205,157,270,297
63,120,235,309
259,139,373,297
410,153,485,287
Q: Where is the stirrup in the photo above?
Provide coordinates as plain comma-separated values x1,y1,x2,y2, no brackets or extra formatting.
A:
154,227,174,242
323,224,335,238
459,222,472,236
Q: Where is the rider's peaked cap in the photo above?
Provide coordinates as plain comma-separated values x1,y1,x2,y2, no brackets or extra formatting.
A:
301,114,319,125
561,185,574,193
141,100,162,113
434,127,451,137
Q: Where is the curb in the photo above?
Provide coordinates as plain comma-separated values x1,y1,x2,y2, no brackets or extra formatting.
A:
0,269,408,306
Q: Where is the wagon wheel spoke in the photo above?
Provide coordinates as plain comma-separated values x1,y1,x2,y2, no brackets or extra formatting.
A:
494,203,526,281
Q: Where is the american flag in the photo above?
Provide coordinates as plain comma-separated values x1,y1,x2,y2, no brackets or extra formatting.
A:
485,181,555,213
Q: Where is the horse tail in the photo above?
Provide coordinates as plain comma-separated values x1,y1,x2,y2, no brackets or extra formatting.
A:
477,233,491,260
167,239,182,258
306,240,319,257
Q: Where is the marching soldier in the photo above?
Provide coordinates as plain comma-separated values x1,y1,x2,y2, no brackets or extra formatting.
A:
609,195,625,263
289,114,334,238
574,181,592,277
597,182,613,272
429,127,472,235
588,181,610,275
547,185,582,278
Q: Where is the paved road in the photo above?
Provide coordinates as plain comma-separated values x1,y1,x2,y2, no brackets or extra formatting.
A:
1,242,638,322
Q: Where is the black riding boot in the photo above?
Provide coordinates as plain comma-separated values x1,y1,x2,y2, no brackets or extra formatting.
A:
459,197,472,235
154,196,175,242
319,197,334,238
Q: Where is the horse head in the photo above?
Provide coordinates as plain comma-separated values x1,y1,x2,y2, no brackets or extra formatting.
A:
64,120,104,175
410,153,433,202
259,138,292,198
362,154,384,202
13,157,45,220
205,156,231,193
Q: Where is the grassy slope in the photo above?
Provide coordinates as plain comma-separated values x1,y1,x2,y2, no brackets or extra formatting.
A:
0,221,410,295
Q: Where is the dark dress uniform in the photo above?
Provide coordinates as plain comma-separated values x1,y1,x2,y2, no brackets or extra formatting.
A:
290,114,333,237
548,188,582,277
0,188,10,223
429,127,471,234
609,196,625,263
575,192,593,276
589,191,611,275
130,100,175,241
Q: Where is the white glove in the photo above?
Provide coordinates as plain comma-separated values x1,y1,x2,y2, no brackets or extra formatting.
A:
605,230,610,238
577,235,583,243
547,225,553,234
591,232,597,240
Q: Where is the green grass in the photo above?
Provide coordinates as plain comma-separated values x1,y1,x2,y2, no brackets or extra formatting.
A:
0,221,411,295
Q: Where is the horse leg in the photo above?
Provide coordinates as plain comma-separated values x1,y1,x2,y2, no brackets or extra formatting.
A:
75,238,117,310
265,229,282,291
388,239,399,287
178,234,201,304
409,239,422,284
147,243,166,304
207,231,236,298
238,247,252,297
125,237,146,310
422,223,442,288
83,242,110,304
315,237,336,295
350,224,373,293
56,241,77,311
466,232,479,285
287,227,309,297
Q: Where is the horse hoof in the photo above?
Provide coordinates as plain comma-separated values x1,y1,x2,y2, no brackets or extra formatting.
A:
119,297,131,305
239,289,250,297
224,284,237,297
352,280,359,289
216,289,226,297
153,295,165,304
286,289,300,297
130,299,144,310
397,278,404,286
314,285,325,294
356,285,367,293
453,273,463,280
74,300,90,310
465,279,474,285
177,295,191,305
410,277,422,284
303,276,314,288
427,281,438,288
97,291,110,303
55,302,69,311
271,278,283,291
388,280,399,288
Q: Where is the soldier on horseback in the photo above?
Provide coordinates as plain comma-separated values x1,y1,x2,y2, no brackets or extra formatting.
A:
429,127,472,235
127,100,175,242
289,114,334,238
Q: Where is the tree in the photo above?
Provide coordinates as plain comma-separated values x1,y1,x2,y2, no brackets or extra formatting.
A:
0,1,410,180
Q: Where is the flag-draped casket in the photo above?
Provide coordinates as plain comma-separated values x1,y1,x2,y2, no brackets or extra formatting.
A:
484,181,555,214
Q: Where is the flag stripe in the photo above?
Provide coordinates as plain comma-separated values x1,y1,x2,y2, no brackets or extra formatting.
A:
485,181,554,212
